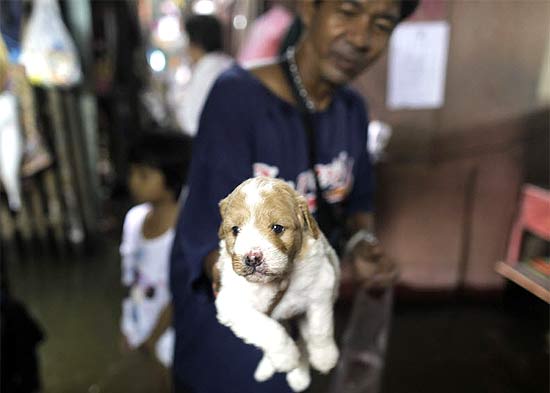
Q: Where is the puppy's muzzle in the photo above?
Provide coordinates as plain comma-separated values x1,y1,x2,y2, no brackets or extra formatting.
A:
244,249,264,268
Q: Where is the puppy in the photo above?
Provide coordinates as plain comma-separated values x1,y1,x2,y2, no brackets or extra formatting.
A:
215,177,340,392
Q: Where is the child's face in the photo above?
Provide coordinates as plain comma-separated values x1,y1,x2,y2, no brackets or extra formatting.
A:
128,163,172,204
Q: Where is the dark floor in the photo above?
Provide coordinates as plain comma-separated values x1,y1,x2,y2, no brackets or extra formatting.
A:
3,227,549,393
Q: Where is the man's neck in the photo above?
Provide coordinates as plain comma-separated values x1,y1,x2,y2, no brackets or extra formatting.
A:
295,43,335,111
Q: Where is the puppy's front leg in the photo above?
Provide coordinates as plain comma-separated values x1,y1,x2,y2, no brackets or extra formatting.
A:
286,336,311,392
301,302,339,374
254,353,275,382
216,294,300,372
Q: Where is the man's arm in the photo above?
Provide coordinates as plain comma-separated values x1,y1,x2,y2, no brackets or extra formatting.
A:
171,71,254,292
204,249,221,295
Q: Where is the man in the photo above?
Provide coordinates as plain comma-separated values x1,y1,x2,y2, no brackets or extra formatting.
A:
170,1,419,392
176,14,233,136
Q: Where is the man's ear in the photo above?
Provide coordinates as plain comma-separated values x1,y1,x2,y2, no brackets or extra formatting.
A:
298,0,317,30
296,194,320,239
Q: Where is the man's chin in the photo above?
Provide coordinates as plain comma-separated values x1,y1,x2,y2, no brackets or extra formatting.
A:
321,67,354,88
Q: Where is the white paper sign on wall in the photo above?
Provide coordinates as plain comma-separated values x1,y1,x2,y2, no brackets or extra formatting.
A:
387,21,450,110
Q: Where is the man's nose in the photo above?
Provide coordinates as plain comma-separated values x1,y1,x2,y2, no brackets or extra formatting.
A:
347,16,371,51
244,249,264,267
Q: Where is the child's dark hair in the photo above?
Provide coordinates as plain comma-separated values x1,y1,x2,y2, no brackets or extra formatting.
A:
128,128,192,198
184,14,223,53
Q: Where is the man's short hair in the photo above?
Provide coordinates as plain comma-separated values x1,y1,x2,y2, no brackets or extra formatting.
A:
128,128,192,198
399,0,420,20
313,0,420,21
184,14,223,53
280,0,419,54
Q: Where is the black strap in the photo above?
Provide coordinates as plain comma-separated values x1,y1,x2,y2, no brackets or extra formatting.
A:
280,57,322,197
281,60,316,164
280,57,343,241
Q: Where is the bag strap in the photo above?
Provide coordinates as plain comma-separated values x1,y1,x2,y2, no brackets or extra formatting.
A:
280,56,324,204
280,55,347,246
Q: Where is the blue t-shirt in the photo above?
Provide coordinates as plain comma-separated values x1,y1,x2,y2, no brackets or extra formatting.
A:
170,64,373,393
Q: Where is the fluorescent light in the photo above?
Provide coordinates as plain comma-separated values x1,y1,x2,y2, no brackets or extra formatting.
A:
233,14,247,30
149,49,166,72
193,0,215,15
157,15,182,42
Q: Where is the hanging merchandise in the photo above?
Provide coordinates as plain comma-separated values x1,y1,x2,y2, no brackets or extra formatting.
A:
11,65,53,177
20,0,82,87
237,5,293,65
0,91,24,211
0,36,8,90
0,0,23,62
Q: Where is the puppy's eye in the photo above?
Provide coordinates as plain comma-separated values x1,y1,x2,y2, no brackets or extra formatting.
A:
231,226,240,236
271,224,285,235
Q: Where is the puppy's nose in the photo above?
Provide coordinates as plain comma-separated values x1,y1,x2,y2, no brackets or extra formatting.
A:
244,250,263,267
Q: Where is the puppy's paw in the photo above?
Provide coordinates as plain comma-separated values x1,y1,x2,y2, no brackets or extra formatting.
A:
254,355,275,382
309,342,339,374
286,366,311,392
267,342,300,372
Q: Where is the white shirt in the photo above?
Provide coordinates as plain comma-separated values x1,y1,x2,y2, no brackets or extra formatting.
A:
120,203,175,366
176,52,233,136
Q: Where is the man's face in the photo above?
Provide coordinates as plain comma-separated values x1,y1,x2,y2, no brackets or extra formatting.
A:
302,0,400,86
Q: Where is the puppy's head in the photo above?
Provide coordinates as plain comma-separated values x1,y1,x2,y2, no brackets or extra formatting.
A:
218,177,319,283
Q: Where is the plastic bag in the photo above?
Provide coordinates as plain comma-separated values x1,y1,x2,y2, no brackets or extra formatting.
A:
331,240,399,393
330,285,395,393
20,0,82,87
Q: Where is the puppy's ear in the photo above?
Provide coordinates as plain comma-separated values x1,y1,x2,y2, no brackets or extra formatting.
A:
219,196,228,216
218,197,228,239
296,194,320,239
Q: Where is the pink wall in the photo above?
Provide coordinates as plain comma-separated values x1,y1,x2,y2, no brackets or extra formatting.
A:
352,1,550,290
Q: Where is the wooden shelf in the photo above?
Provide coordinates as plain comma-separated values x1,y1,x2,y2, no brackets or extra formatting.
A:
496,261,550,303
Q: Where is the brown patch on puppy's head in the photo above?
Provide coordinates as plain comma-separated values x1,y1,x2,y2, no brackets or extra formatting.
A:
218,184,251,252
255,179,305,262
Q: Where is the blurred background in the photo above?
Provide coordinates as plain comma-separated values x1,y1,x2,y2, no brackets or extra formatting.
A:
0,0,548,392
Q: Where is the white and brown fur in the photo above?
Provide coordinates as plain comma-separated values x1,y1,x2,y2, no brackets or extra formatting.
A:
215,177,340,392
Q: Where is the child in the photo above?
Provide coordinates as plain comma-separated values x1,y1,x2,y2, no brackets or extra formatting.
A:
120,129,191,369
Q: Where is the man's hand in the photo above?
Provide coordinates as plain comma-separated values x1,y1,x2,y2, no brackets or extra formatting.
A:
346,236,399,288
340,231,399,300
343,213,399,290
